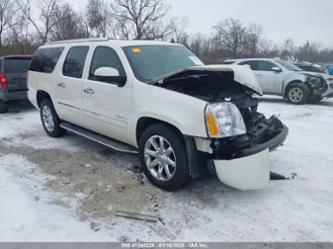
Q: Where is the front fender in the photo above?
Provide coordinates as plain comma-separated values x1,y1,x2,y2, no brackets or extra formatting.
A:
131,83,208,145
282,73,307,94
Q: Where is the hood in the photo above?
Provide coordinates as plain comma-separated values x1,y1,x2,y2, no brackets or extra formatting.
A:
299,71,333,80
149,65,263,95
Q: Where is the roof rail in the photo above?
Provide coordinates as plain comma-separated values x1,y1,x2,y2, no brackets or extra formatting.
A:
45,38,109,45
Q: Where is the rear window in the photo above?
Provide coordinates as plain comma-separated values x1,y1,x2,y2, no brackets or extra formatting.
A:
4,58,31,74
30,47,64,73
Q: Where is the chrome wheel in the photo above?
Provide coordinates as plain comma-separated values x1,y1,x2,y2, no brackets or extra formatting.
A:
288,87,304,103
144,135,176,182
42,106,54,132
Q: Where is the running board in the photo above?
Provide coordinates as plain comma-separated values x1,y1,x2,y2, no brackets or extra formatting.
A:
60,122,138,154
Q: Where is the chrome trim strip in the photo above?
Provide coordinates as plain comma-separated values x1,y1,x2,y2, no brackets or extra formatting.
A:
60,123,138,154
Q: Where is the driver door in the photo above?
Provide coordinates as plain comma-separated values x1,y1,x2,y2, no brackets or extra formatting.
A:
255,60,283,94
81,46,132,143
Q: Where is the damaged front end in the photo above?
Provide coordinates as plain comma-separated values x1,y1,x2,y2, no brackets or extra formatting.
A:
155,65,288,190
303,73,328,98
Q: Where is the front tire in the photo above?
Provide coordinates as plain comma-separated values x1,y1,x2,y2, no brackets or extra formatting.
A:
139,124,190,191
0,100,9,113
40,98,64,137
286,83,310,104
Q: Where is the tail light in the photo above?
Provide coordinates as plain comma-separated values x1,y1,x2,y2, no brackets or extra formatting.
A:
0,72,7,89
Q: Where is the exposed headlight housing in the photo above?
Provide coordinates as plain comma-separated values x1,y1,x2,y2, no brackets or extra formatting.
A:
205,102,247,138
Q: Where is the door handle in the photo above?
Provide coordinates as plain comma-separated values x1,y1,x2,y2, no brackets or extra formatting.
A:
57,82,66,88
83,88,95,95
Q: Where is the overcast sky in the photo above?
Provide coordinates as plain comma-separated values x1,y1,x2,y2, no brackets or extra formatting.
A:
70,0,333,48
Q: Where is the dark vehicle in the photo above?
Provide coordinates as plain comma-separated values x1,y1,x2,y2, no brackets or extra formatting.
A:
294,63,326,73
0,55,32,113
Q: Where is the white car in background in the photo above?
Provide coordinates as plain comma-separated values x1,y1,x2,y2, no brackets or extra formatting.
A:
224,58,329,104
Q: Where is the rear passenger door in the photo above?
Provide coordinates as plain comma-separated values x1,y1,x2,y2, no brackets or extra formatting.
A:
55,46,89,125
81,46,131,143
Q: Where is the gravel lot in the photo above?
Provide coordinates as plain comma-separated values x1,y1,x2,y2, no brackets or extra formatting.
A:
0,98,332,242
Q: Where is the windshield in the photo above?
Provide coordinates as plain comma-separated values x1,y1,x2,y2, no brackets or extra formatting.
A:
123,45,204,82
275,59,302,71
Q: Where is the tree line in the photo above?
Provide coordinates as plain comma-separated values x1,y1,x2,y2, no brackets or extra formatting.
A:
0,0,332,64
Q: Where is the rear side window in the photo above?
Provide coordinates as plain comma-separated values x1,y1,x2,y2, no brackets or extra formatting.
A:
30,47,64,73
239,60,258,70
4,58,31,74
63,46,89,78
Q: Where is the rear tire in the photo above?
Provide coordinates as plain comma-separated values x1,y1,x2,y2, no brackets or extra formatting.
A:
40,98,64,137
0,100,9,113
286,83,310,104
139,124,190,191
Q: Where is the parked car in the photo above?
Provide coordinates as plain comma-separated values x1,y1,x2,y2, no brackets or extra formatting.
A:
293,62,326,73
0,55,32,113
224,58,328,104
326,65,333,75
28,39,288,191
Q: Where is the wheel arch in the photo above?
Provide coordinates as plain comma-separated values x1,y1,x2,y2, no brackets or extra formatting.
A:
36,90,53,108
283,80,304,97
136,117,205,179
136,117,184,146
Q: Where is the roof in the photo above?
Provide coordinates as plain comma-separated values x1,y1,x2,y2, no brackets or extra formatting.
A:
42,38,178,48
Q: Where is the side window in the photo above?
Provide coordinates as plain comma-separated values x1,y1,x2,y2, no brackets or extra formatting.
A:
63,46,89,78
30,47,64,73
257,61,278,71
239,60,258,70
89,46,126,82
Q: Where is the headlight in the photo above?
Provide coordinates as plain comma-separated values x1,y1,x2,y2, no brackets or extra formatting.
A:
205,102,247,138
306,75,321,86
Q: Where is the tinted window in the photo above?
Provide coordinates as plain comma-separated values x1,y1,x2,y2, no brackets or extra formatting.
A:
4,58,31,73
63,46,89,78
89,46,126,81
30,47,64,73
257,61,278,71
239,60,258,70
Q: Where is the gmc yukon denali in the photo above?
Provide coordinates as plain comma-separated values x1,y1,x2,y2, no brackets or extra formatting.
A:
28,39,288,191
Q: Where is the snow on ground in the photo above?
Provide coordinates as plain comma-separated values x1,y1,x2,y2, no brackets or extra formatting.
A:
0,98,332,242
0,154,112,241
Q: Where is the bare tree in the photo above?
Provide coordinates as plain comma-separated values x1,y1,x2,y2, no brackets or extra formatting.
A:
0,0,15,47
86,0,110,37
242,23,263,57
50,3,88,41
213,18,247,58
169,17,189,46
280,38,295,59
296,40,321,62
111,0,172,40
18,0,57,43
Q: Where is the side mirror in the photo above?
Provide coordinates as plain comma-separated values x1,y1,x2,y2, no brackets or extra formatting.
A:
272,67,282,73
93,67,126,87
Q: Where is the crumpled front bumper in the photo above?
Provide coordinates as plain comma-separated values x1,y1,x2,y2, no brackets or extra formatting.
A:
213,125,289,190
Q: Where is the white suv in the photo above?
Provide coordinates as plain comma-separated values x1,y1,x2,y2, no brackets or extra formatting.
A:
28,39,288,191
224,58,328,104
